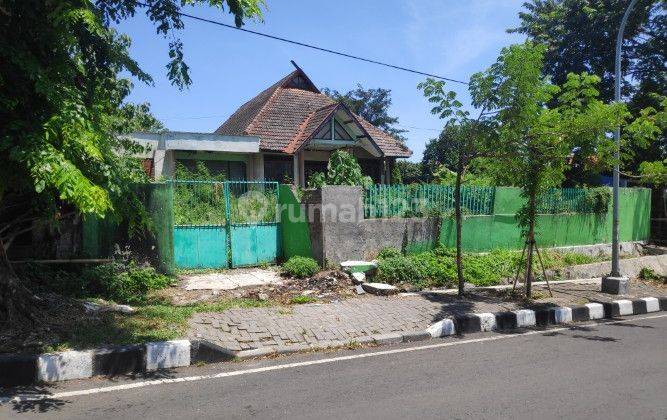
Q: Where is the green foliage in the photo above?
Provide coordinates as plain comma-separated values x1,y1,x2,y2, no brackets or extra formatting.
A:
639,267,664,282
511,1,666,177
84,262,171,304
173,163,226,225
116,102,166,134
582,187,611,214
391,164,403,184
173,163,277,225
0,0,263,221
638,160,667,186
326,150,373,187
375,246,600,289
282,256,320,278
307,172,327,188
395,161,424,184
322,85,407,142
470,43,625,234
377,247,402,259
290,295,318,304
18,261,172,304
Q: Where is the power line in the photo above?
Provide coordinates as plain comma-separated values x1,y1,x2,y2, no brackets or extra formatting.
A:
134,2,469,85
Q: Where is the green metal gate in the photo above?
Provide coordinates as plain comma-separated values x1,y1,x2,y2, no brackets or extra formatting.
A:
172,180,280,269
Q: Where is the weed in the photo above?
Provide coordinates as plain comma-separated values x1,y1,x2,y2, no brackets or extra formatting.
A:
290,295,317,305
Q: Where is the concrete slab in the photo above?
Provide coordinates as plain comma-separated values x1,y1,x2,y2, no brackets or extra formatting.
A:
182,269,282,291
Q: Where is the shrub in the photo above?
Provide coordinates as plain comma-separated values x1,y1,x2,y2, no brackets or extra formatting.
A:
84,262,172,304
282,256,320,278
326,150,373,187
639,267,664,283
377,247,402,259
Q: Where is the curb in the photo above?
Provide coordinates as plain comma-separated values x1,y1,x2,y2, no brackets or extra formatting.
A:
427,296,667,338
2,296,665,387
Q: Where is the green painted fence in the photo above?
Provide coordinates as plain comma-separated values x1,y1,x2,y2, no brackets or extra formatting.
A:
437,187,651,252
278,185,313,259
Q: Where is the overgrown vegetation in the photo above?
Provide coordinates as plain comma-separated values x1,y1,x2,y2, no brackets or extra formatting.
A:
18,261,172,305
282,256,320,278
375,246,602,289
43,298,269,352
307,150,373,189
639,267,666,283
0,0,265,332
173,162,277,225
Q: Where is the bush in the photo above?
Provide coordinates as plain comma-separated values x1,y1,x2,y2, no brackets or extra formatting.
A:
374,247,602,290
377,247,402,259
282,256,320,278
84,262,172,304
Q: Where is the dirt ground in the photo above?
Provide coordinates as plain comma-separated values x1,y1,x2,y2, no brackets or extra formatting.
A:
155,269,358,305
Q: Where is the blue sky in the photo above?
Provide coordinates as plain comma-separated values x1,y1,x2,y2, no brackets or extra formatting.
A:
119,0,526,161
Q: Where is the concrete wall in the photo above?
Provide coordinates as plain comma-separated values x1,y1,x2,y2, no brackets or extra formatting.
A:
304,186,439,264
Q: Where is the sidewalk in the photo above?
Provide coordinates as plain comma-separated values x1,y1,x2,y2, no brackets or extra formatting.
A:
188,279,665,352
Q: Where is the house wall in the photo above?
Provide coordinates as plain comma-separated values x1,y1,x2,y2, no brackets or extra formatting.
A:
302,186,652,265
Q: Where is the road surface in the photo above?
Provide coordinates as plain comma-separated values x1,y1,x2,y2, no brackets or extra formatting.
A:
2,314,666,419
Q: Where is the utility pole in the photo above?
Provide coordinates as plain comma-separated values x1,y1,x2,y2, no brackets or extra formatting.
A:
602,0,639,295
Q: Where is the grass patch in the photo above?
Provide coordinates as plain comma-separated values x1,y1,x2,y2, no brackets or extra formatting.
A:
290,295,318,305
51,298,269,351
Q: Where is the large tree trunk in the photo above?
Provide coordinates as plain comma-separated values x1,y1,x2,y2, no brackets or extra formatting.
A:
455,167,464,296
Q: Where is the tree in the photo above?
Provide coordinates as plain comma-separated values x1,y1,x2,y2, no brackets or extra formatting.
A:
117,102,166,133
394,161,424,184
511,0,666,175
0,0,264,330
419,80,497,296
469,42,626,297
323,85,408,142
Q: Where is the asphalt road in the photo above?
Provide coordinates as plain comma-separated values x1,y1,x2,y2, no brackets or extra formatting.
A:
2,314,666,420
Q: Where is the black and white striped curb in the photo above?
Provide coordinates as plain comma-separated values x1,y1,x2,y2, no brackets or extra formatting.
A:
427,296,666,337
1,297,665,387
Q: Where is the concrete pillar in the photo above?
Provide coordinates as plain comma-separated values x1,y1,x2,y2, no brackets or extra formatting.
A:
255,153,265,181
153,149,175,180
299,152,305,187
293,154,300,186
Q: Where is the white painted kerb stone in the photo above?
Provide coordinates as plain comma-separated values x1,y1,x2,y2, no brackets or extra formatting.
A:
426,319,456,338
477,313,497,332
37,350,93,382
614,299,633,316
513,309,536,327
145,340,191,371
553,307,573,324
585,303,604,320
641,297,660,313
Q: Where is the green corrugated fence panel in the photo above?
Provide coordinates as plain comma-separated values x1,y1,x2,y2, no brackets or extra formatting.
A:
174,226,228,269
230,224,280,267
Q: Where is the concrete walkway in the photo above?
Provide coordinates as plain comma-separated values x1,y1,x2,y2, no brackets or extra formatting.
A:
188,280,664,352
182,269,282,291
189,293,511,351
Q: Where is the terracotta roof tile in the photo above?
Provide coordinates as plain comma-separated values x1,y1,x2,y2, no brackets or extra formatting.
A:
214,69,411,157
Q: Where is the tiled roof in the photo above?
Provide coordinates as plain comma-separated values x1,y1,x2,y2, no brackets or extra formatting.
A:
214,68,412,158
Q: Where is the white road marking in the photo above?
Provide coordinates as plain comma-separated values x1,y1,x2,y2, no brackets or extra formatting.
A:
2,313,666,404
